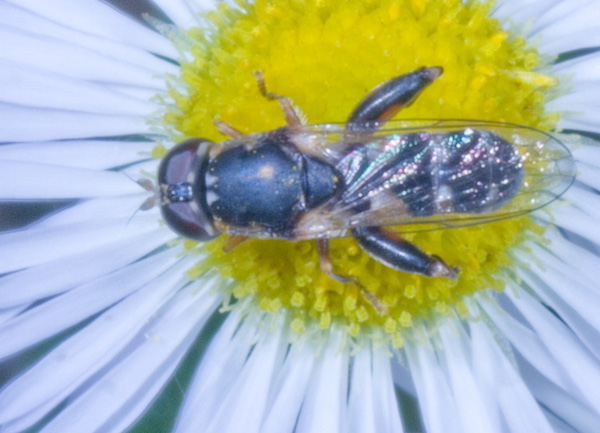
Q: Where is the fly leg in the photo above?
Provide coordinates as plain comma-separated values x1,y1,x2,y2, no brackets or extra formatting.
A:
222,234,248,253
346,66,443,132
209,118,249,158
253,70,304,129
213,71,305,136
213,118,243,139
316,239,387,314
252,70,333,158
351,226,458,279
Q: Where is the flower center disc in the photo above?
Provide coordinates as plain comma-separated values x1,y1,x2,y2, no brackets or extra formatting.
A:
160,0,557,345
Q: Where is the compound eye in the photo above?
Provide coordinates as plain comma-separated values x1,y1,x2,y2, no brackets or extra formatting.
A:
161,201,219,241
158,138,219,242
158,139,204,185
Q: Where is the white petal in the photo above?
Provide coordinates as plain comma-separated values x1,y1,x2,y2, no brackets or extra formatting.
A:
0,60,154,115
517,243,600,359
470,317,554,433
493,0,562,26
563,186,600,222
552,52,600,83
543,229,600,289
391,361,417,396
0,27,165,89
533,0,600,54
107,84,159,101
518,360,600,433
152,0,200,27
371,349,404,433
0,2,177,75
348,346,404,433
438,323,501,433
1,394,65,433
0,306,26,327
541,204,600,247
0,215,159,274
573,135,600,163
481,294,577,391
557,118,600,135
0,229,174,308
551,104,600,134
0,161,145,199
0,248,179,358
0,103,148,142
348,349,378,433
40,280,221,433
545,409,588,433
0,257,196,425
505,288,600,413
552,53,600,133
34,196,158,228
5,0,176,58
174,311,258,433
204,319,286,433
295,329,349,433
405,340,461,433
577,162,600,191
548,85,600,106
0,140,153,169
260,341,317,433
494,0,600,54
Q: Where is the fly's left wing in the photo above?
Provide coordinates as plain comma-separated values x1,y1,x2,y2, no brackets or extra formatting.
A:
292,120,576,239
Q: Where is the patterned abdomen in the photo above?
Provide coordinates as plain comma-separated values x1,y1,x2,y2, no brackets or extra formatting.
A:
339,128,524,218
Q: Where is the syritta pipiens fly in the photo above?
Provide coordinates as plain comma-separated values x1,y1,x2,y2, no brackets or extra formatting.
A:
146,67,575,312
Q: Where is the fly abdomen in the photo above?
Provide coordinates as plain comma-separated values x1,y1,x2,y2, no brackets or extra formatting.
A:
338,128,524,219
435,129,524,214
399,128,524,216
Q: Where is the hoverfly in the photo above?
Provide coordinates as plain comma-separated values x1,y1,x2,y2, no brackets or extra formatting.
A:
149,67,575,312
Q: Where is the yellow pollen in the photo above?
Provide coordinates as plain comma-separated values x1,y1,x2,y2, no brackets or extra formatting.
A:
399,311,413,328
291,317,305,333
290,291,305,307
384,317,397,333
159,0,559,344
509,71,559,87
151,145,167,159
392,332,404,349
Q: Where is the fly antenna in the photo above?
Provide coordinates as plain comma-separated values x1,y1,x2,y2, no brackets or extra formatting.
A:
126,197,155,227
121,171,158,226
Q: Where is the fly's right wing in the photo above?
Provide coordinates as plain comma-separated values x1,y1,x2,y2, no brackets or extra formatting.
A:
292,120,576,239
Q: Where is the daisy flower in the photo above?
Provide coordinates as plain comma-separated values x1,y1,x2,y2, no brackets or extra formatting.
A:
1,0,600,432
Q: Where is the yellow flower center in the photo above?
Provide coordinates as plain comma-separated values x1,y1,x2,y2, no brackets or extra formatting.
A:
158,0,558,346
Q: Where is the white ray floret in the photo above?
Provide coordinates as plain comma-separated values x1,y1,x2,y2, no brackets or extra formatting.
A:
347,345,404,433
0,2,176,77
0,230,174,308
174,309,260,432
406,336,462,433
38,279,222,433
0,248,179,357
3,0,176,57
0,258,213,430
259,340,318,433
295,328,350,433
0,140,154,169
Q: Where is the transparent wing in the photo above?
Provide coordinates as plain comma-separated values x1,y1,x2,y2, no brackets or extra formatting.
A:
292,119,576,239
